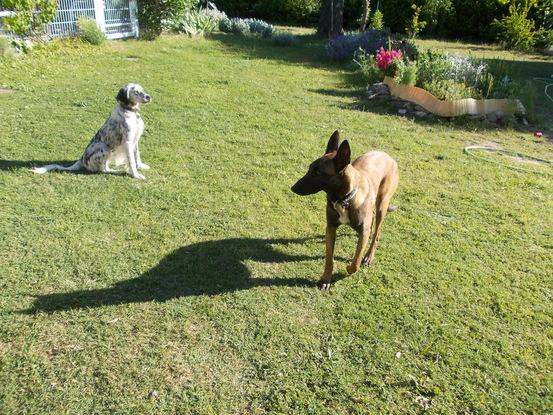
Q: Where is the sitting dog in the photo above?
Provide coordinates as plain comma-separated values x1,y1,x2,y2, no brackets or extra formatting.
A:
291,130,399,290
33,83,151,179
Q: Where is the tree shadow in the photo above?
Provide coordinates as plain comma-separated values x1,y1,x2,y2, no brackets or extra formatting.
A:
25,237,347,313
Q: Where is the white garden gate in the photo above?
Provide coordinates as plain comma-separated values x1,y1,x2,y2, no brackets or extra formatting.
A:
45,0,139,39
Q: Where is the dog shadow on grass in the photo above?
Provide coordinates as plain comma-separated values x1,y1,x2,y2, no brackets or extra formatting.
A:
0,159,82,172
26,237,348,313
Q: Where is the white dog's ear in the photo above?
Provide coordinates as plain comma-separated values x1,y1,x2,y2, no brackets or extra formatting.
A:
116,86,131,105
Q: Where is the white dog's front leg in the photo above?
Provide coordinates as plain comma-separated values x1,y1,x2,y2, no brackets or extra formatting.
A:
125,141,145,180
135,145,150,170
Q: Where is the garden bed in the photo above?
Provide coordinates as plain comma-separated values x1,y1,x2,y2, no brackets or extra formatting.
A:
383,76,525,119
366,80,528,125
349,40,535,124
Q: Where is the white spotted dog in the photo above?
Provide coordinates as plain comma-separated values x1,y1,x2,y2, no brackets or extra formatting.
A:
33,83,152,179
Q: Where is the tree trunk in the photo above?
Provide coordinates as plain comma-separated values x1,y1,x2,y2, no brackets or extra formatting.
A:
360,0,370,31
317,0,344,37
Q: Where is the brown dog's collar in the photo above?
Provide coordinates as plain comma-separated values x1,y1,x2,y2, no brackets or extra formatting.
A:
333,188,357,209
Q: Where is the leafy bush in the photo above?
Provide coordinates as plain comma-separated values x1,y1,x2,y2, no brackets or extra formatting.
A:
326,28,390,60
445,55,487,88
492,0,538,51
219,16,275,37
138,0,195,40
230,18,250,34
202,4,227,23
395,59,418,85
261,25,274,38
219,16,233,32
0,0,57,36
271,32,297,46
379,0,509,40
166,8,218,36
371,9,384,29
215,0,320,24
535,28,553,49
422,79,480,100
405,4,427,39
354,48,385,84
421,0,454,35
416,50,451,86
417,50,487,90
390,37,419,60
77,16,106,45
245,18,273,36
0,36,17,58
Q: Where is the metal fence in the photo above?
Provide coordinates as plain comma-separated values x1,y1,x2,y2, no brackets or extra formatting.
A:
45,0,138,39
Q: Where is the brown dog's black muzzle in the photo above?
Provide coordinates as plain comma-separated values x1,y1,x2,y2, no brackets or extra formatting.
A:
291,182,305,195
291,176,321,196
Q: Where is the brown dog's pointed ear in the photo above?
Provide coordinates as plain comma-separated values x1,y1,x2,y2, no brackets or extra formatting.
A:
335,140,351,172
116,86,130,105
325,130,341,154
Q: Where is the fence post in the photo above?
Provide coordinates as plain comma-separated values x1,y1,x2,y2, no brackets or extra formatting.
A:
93,0,106,32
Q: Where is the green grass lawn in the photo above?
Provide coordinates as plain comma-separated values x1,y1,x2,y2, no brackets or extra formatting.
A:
0,31,552,414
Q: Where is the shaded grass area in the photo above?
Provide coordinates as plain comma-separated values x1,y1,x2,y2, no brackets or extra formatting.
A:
0,33,552,414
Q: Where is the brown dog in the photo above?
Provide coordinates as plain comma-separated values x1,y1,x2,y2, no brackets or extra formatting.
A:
291,131,399,290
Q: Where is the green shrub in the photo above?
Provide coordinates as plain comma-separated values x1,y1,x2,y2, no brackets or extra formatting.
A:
416,49,452,86
371,9,384,29
230,18,249,34
137,0,195,40
254,0,320,23
395,59,418,85
405,4,427,39
77,16,106,45
479,72,496,98
245,18,274,36
353,48,384,84
422,78,480,100
421,0,454,36
219,17,233,32
380,0,504,40
166,9,218,36
492,0,538,51
215,0,319,24
219,16,274,37
390,37,419,60
0,36,17,58
534,28,553,49
0,0,57,36
379,0,413,34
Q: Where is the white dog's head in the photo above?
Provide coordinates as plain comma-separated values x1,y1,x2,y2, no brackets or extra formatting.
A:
116,83,151,108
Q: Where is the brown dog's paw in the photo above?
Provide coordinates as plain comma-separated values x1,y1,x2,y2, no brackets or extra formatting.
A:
346,264,359,274
318,279,332,291
362,255,373,267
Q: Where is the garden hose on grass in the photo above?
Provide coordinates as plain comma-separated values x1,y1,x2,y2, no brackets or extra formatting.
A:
463,145,553,175
464,76,553,175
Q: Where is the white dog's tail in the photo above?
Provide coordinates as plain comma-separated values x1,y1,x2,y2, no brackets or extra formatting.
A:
32,160,81,174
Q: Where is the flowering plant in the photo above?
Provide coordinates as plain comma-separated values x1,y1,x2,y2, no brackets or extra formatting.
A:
376,47,402,71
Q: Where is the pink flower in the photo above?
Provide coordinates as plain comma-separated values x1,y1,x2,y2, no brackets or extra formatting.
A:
376,47,402,70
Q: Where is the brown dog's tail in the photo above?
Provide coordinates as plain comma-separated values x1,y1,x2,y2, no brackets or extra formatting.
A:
387,205,398,212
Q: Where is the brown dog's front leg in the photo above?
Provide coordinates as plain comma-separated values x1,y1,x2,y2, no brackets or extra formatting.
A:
319,225,337,291
347,225,371,274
